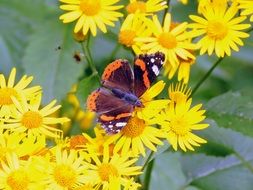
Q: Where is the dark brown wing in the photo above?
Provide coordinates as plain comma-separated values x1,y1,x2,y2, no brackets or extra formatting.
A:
101,59,134,93
134,52,165,97
87,88,133,134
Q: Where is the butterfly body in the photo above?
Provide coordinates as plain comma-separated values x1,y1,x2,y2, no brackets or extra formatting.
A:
111,88,143,107
87,52,165,134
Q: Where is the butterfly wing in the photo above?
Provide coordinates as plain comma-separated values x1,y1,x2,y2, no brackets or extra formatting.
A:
101,59,134,93
134,52,165,97
87,88,133,134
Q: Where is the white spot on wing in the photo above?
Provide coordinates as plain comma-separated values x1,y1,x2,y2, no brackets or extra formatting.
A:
116,122,127,127
152,65,159,76
150,58,155,63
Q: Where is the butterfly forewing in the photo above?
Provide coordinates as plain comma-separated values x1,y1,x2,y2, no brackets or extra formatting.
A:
134,52,165,97
101,59,134,93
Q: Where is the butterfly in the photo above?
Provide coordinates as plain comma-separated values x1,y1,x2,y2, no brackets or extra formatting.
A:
87,52,165,134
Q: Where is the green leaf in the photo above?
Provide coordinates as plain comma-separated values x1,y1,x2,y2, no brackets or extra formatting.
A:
206,91,253,137
76,74,100,109
150,152,188,190
180,120,253,190
150,120,253,190
0,0,56,72
22,20,85,103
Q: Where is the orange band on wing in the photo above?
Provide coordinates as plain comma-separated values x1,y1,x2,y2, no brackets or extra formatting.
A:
135,59,146,71
87,91,99,111
102,60,122,80
115,112,132,119
100,114,115,121
143,71,150,88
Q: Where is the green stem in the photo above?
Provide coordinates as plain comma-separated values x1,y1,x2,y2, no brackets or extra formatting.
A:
142,151,154,171
162,0,171,23
80,33,100,81
142,159,155,190
191,57,224,96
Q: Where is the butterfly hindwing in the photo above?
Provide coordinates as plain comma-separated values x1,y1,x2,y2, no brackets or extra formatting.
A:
87,88,130,114
98,105,133,134
102,59,134,93
87,88,133,134
134,52,165,97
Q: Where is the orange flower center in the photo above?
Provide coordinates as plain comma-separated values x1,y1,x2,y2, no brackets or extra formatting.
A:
170,117,189,136
118,30,136,47
207,20,228,40
21,111,43,129
0,88,18,105
54,164,77,187
7,169,29,190
158,32,177,49
80,0,101,16
98,163,119,181
121,117,146,138
126,1,146,13
69,135,88,149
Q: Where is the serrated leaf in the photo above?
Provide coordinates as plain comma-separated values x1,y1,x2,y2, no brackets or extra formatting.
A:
76,74,100,109
22,20,85,103
206,91,253,137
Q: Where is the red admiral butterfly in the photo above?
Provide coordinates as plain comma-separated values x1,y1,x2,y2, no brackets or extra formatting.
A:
87,52,165,134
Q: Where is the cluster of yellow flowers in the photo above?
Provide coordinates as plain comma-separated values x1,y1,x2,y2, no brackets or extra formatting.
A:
1,0,252,189
0,68,207,189
60,0,252,84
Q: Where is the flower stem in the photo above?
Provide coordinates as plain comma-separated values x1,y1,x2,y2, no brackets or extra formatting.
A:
191,57,224,96
142,151,154,171
81,33,99,78
142,159,154,190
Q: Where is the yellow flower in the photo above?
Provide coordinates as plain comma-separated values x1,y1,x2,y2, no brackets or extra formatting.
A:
198,0,228,14
79,127,120,161
136,13,196,68
126,0,167,15
76,110,95,130
0,68,41,118
0,153,43,190
160,98,209,151
119,14,153,54
105,81,168,157
83,147,142,190
107,116,165,157
164,51,196,84
59,0,123,36
40,148,87,189
69,184,95,190
2,94,69,138
0,131,45,160
168,82,191,104
238,0,253,21
189,3,251,57
136,81,169,124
